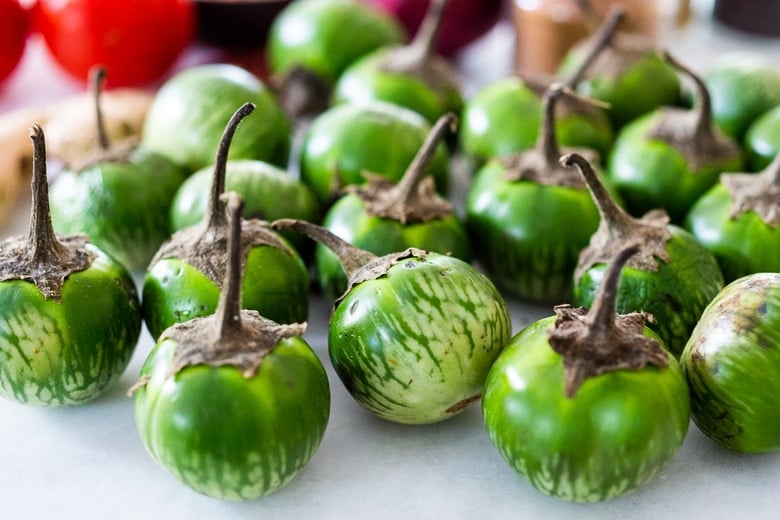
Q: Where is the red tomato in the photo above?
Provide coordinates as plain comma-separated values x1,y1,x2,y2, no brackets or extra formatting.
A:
0,0,29,85
35,0,195,87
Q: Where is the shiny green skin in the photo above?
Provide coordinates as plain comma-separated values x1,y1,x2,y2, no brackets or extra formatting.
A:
559,50,682,128
483,316,689,503
143,243,309,340
684,183,780,283
681,273,780,453
458,78,613,169
574,226,724,358
300,102,450,204
331,47,463,125
49,146,186,272
268,0,404,84
744,105,780,171
0,244,141,406
170,159,321,255
142,64,291,173
315,193,472,300
465,160,604,304
329,252,511,424
134,335,330,499
608,111,744,223
703,52,780,140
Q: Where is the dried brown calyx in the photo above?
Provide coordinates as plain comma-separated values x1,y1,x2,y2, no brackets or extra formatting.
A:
500,83,601,187
130,195,306,394
548,243,669,398
0,124,95,302
377,0,459,95
272,218,427,304
149,103,294,285
67,67,140,172
346,113,456,223
646,51,741,172
560,153,672,282
722,153,780,227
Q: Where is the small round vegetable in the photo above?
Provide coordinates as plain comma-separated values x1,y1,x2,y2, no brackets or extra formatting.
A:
483,243,690,502
0,125,141,406
142,64,291,173
299,101,450,204
744,104,780,171
565,152,724,358
316,113,470,299
49,68,187,271
607,50,743,223
332,0,462,125
143,104,309,340
35,0,194,87
0,0,28,85
133,195,330,500
681,273,780,454
272,219,511,425
465,84,607,304
684,154,780,282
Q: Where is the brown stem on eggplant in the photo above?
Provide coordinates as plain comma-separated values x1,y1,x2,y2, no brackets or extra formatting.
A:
565,5,625,87
407,0,450,64
350,113,456,223
548,242,669,398
217,193,245,339
661,50,713,142
90,66,110,151
722,153,780,226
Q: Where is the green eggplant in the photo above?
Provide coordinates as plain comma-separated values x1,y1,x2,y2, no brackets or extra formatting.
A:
681,272,780,454
331,0,462,125
315,113,470,300
0,124,141,406
143,104,309,340
684,154,780,282
272,219,511,425
133,195,329,500
483,243,689,503
465,83,609,304
299,101,450,205
142,64,291,173
49,67,187,272
744,104,780,171
564,152,724,358
607,50,744,223
558,6,682,128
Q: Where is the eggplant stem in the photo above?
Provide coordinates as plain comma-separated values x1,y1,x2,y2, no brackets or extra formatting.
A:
539,84,565,167
272,219,376,279
586,243,639,332
216,193,245,339
205,103,256,231
566,5,625,86
660,49,713,140
90,66,110,151
766,153,780,186
407,0,450,64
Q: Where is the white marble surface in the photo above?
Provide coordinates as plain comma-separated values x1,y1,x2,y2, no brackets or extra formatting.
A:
3,1,780,518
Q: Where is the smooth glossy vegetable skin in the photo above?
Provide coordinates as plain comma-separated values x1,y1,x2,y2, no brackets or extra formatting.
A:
329,252,510,424
483,316,689,502
134,335,330,499
681,273,780,453
0,245,141,406
744,105,780,171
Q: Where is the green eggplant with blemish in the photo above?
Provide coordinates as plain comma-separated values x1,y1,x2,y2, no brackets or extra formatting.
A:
315,113,470,300
0,124,141,407
607,50,744,223
133,195,329,500
272,219,511,425
299,101,450,205
684,154,780,282
563,152,724,358
143,104,309,340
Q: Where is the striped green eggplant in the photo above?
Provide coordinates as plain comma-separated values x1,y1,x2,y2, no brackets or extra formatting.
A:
681,272,780,453
274,219,511,424
0,124,141,407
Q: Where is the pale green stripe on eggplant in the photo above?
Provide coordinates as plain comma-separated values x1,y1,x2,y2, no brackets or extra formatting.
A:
330,255,511,423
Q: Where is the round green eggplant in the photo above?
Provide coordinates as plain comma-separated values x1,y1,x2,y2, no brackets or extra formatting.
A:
50,145,186,271
482,315,689,502
299,101,450,204
142,64,291,173
268,0,404,85
0,124,142,407
744,105,780,171
170,159,321,255
681,272,780,453
703,52,780,140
